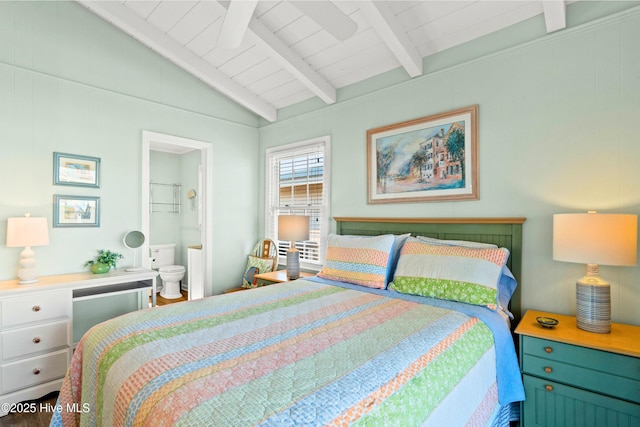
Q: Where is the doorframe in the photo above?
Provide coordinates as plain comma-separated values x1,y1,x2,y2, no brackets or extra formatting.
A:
141,130,214,297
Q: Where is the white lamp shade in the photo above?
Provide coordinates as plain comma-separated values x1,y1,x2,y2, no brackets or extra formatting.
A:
553,213,637,266
278,215,310,242
6,216,49,248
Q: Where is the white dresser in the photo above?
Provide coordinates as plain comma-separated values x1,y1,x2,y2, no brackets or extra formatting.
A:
0,269,157,416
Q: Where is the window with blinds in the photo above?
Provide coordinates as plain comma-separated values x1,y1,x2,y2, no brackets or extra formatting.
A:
265,136,331,269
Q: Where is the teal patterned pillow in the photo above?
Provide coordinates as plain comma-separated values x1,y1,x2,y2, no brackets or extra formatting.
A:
242,256,274,288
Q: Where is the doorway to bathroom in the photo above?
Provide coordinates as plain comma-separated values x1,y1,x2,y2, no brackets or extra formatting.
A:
141,130,213,300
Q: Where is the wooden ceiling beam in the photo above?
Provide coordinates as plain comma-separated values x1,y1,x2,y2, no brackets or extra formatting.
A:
542,0,567,33
76,1,278,122
217,0,258,49
359,1,423,78
232,5,337,105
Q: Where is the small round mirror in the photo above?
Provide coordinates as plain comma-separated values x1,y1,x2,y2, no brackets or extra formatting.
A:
123,230,145,249
123,230,145,271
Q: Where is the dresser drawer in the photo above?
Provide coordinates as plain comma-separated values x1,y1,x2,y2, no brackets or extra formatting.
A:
1,320,69,360
522,336,640,404
0,349,69,394
1,291,70,328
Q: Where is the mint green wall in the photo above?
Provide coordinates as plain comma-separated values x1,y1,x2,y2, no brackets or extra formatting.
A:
179,150,203,268
150,151,182,249
0,1,260,290
259,5,640,326
149,149,202,279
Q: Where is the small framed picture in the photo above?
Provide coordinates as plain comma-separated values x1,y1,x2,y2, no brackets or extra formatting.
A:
53,152,100,188
53,195,100,227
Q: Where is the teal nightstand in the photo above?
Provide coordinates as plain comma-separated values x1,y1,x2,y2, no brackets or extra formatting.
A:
515,310,640,426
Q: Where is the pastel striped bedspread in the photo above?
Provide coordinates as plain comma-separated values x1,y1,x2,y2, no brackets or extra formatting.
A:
52,280,505,427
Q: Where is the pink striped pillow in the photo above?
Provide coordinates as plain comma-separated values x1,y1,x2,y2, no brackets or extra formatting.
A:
318,234,395,289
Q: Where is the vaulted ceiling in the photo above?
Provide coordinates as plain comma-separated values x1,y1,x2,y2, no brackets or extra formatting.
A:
78,1,571,122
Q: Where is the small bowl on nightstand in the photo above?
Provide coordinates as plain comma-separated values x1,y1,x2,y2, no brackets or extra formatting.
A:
536,316,559,328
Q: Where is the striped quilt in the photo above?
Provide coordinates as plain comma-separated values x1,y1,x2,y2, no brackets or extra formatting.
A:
52,280,505,427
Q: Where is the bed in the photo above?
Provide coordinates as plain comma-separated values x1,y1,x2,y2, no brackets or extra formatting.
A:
51,217,526,427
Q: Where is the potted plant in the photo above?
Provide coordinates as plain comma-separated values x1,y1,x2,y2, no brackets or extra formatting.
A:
84,249,124,274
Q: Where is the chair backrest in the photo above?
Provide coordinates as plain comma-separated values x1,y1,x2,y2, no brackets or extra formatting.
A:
251,239,278,271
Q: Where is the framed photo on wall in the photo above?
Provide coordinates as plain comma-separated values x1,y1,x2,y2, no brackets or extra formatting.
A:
367,105,478,203
53,152,100,188
53,195,100,227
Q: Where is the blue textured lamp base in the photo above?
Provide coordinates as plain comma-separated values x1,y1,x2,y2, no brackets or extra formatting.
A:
576,281,611,334
286,249,300,280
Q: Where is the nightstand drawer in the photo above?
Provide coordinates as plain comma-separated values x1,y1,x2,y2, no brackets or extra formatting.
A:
523,375,640,426
522,336,640,381
523,354,640,404
1,349,69,394
1,291,70,327
2,320,69,360
522,336,640,404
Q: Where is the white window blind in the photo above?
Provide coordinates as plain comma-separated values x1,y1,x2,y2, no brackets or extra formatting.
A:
265,136,331,269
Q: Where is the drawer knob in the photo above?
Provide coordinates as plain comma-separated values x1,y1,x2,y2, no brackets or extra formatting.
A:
544,367,552,373
33,368,41,375
33,337,41,344
544,346,553,353
545,385,553,392
32,305,41,312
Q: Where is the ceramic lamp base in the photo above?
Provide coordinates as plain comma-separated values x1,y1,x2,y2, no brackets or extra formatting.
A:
576,280,611,334
286,248,300,280
17,246,38,284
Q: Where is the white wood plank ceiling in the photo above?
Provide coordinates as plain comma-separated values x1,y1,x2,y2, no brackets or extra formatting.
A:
77,1,570,122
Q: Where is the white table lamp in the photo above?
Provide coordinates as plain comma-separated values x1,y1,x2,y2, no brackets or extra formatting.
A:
553,212,637,333
6,213,50,284
278,215,310,280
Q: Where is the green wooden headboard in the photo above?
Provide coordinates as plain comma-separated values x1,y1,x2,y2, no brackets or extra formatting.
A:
334,217,526,325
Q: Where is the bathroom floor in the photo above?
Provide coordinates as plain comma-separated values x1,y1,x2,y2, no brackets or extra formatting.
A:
155,290,188,306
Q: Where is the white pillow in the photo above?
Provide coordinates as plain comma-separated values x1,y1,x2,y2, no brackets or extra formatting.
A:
416,235,498,249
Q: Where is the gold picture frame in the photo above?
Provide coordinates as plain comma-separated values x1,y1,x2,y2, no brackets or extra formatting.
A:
367,105,478,204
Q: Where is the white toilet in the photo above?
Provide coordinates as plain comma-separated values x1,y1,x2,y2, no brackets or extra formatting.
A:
150,243,185,299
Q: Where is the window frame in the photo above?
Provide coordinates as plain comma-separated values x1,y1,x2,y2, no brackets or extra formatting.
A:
265,136,331,272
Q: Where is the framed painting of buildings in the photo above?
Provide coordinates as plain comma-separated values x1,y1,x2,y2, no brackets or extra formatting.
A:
367,105,478,204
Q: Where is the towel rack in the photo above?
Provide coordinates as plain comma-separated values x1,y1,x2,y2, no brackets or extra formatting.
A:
150,182,181,214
